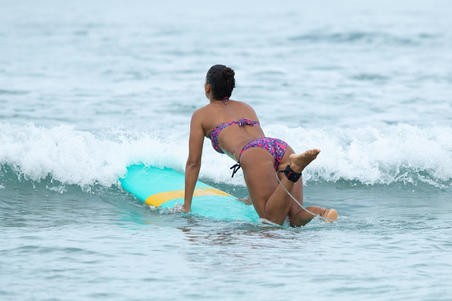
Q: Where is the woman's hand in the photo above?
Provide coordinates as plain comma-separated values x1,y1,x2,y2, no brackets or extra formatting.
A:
181,204,190,213
172,203,190,213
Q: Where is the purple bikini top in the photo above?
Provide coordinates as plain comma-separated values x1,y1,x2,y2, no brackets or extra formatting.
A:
209,118,260,154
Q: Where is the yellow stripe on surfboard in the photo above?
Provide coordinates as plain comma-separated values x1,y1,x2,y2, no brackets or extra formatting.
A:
145,188,231,207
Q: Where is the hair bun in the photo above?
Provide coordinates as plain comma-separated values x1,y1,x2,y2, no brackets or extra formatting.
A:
222,67,235,80
206,64,236,100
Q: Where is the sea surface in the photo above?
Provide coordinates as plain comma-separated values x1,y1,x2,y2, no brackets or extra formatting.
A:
1,0,452,300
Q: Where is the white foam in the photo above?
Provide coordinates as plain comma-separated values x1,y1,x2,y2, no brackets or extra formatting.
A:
0,123,187,188
0,123,451,188
265,123,452,186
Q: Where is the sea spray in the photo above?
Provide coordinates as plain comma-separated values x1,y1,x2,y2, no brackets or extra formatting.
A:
1,123,451,188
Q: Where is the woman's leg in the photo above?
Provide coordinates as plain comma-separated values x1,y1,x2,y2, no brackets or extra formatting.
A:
240,147,320,225
282,174,335,226
273,149,328,226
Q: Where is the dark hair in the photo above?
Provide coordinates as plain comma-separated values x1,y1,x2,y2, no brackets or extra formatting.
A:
206,64,235,100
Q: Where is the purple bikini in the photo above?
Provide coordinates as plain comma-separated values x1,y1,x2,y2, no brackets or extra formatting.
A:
209,118,288,176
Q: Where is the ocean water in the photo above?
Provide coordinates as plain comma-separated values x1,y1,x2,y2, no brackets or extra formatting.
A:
1,0,452,300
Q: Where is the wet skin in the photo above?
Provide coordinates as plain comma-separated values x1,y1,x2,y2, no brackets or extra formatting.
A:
183,82,336,226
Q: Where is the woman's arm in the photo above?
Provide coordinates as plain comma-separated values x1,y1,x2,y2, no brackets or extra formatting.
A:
183,110,204,212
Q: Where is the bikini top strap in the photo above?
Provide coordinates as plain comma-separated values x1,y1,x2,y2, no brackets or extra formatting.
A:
237,118,259,127
230,162,241,178
209,119,260,154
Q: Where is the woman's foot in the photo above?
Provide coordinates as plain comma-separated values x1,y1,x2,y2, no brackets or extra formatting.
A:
321,208,338,223
289,149,320,173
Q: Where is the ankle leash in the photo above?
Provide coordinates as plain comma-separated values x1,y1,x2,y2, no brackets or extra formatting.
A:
275,171,336,223
279,165,301,183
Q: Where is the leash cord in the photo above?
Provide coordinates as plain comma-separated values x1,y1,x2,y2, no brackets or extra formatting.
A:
275,172,336,223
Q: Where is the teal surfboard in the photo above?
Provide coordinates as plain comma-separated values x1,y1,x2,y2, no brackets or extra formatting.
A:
120,164,259,222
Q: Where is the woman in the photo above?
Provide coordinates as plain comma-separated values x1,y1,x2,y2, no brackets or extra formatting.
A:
182,64,337,226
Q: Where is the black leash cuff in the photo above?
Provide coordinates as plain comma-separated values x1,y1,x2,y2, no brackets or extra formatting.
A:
279,165,301,183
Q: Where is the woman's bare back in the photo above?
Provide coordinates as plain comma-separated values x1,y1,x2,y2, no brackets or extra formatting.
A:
198,100,265,160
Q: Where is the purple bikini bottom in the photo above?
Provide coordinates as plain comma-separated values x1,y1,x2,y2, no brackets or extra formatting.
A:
239,137,288,170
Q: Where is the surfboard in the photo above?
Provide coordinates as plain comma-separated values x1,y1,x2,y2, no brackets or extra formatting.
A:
119,164,259,222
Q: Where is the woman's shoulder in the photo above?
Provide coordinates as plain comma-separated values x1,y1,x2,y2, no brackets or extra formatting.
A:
192,103,210,115
191,104,215,125
230,99,254,110
230,100,258,117
192,99,257,121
